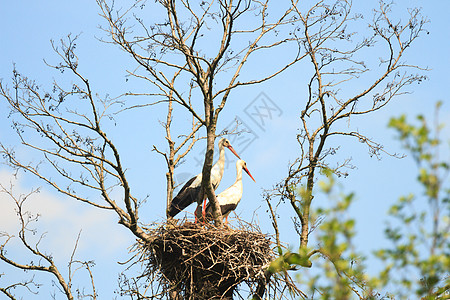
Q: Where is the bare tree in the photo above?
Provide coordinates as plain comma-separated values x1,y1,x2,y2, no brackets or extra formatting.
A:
0,0,429,298
95,0,305,224
0,0,306,298
265,0,428,297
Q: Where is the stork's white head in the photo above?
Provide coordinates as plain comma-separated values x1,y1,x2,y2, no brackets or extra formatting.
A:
237,160,256,182
219,138,241,159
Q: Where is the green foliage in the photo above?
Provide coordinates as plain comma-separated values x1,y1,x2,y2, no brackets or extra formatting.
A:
269,104,450,299
302,172,378,299
375,102,450,298
268,250,312,274
279,170,379,299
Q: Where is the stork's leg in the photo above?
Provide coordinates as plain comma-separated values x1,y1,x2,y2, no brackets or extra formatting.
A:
194,204,201,224
201,198,207,223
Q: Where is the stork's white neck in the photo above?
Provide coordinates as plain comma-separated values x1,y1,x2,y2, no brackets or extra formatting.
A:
210,141,226,186
215,141,226,169
218,141,225,164
235,163,243,183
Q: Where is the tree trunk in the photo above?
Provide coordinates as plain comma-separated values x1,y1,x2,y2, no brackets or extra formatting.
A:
201,96,223,226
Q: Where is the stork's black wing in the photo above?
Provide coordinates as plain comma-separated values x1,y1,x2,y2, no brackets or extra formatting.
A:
219,203,238,217
205,202,238,219
167,175,201,218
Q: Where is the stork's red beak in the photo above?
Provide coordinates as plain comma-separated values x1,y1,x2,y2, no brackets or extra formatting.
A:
227,145,241,159
243,166,256,182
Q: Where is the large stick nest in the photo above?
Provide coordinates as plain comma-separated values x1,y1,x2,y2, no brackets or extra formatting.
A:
137,220,277,299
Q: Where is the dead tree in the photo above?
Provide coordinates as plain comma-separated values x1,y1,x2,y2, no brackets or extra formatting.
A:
0,0,305,299
265,0,428,297
95,0,305,225
0,0,428,299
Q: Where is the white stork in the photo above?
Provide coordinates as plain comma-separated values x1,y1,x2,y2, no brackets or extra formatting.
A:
167,138,240,221
205,159,255,224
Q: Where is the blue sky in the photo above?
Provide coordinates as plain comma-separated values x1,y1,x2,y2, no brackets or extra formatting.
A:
1,1,449,299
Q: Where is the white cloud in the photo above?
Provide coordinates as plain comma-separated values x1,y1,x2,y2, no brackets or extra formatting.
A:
0,169,133,264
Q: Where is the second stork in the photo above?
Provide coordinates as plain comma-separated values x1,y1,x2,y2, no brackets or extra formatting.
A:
167,138,240,221
205,159,255,224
